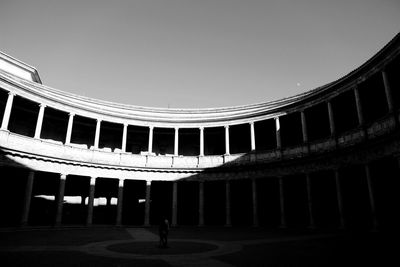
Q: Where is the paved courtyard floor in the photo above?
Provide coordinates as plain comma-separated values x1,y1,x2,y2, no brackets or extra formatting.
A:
0,226,396,266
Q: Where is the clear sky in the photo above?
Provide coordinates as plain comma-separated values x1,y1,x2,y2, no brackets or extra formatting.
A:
1,0,399,108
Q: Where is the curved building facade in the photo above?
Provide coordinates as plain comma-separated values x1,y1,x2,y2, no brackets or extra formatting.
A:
1,34,400,229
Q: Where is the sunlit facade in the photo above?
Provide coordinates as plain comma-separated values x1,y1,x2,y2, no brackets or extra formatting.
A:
1,33,399,229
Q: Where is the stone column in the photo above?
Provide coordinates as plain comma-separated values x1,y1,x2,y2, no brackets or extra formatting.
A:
250,122,256,151
224,125,230,155
148,126,154,153
301,111,308,143
65,113,74,144
1,92,15,130
334,169,345,229
365,164,378,230
199,127,204,156
86,177,96,226
121,123,128,152
94,119,101,149
34,104,46,139
354,86,364,126
55,174,67,226
275,117,281,149
382,70,394,113
327,101,336,136
116,178,124,226
20,171,35,226
174,127,179,156
172,181,178,227
279,176,287,228
251,178,259,227
306,173,315,229
198,181,204,226
225,180,231,227
144,180,151,226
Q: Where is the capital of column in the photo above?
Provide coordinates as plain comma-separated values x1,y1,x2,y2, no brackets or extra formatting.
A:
60,174,67,180
118,178,125,187
68,112,75,117
8,91,16,97
39,103,47,108
90,177,97,185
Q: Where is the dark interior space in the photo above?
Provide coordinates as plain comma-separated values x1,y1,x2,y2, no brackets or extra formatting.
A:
177,181,198,225
340,165,372,230
0,88,8,122
230,124,251,154
150,181,172,225
41,107,68,143
204,180,225,225
254,119,277,151
385,56,400,108
369,157,400,230
70,115,96,148
178,128,199,156
122,179,146,225
230,179,252,226
283,174,308,228
152,127,174,155
310,170,339,229
29,171,59,226
204,126,225,155
305,102,331,142
280,112,303,148
62,175,89,225
257,177,280,227
0,166,27,226
8,95,38,137
126,125,149,154
98,121,123,151
358,72,388,124
331,90,359,134
93,178,118,225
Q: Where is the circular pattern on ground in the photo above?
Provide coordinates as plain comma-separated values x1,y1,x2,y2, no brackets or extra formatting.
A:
108,241,218,255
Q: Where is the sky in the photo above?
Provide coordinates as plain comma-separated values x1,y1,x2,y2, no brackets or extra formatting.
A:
0,0,399,109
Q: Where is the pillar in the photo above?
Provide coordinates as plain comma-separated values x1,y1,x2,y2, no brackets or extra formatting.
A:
199,127,204,156
121,123,128,152
334,169,345,229
55,174,67,226
65,112,74,144
172,181,178,227
86,177,96,226
20,171,35,226
148,126,154,153
250,122,256,151
1,92,15,130
354,86,364,126
174,127,179,156
327,101,336,136
301,111,308,143
251,178,259,227
224,125,230,155
116,178,124,226
225,180,231,227
198,181,204,226
382,70,394,112
34,104,46,139
275,117,281,149
305,173,315,229
365,164,378,230
279,176,287,228
144,180,151,226
94,119,101,149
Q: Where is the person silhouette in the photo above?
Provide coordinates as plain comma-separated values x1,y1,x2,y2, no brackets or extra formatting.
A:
158,217,170,248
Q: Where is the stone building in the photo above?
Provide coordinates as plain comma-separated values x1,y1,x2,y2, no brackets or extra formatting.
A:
0,33,399,230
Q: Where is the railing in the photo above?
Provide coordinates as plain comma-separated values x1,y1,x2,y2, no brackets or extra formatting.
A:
0,112,397,171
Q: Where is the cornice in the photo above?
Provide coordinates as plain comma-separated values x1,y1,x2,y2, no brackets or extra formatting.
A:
0,32,399,126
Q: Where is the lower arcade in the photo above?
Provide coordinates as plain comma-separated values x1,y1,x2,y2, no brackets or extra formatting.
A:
1,155,399,231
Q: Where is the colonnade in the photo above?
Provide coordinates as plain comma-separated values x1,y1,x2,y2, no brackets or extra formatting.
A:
0,69,396,158
18,162,380,230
